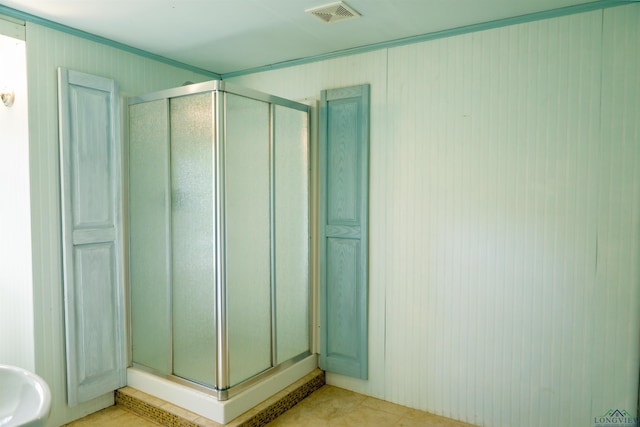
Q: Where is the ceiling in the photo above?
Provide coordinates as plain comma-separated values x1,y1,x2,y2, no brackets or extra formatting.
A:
1,0,602,75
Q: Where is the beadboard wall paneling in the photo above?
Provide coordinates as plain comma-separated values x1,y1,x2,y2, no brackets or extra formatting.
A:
386,11,604,427
20,2,640,426
594,2,640,414
25,22,211,427
228,5,640,427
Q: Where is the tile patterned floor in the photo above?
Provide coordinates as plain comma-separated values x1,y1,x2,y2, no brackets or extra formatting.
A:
264,385,476,427
65,385,477,427
63,405,161,426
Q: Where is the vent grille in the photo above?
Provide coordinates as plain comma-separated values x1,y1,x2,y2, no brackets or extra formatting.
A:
306,1,361,23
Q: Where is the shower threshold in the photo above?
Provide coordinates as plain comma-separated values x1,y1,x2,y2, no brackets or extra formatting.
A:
126,354,318,424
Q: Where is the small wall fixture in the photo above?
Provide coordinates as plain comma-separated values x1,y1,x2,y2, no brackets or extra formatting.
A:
1,87,15,107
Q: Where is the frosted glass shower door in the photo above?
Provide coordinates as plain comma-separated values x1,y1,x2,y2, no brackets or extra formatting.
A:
129,99,172,374
274,106,310,364
129,81,311,398
225,93,272,386
170,93,216,386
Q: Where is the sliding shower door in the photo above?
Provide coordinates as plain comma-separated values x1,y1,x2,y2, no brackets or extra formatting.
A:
129,81,310,399
129,99,172,375
274,105,310,364
225,93,272,387
170,93,216,387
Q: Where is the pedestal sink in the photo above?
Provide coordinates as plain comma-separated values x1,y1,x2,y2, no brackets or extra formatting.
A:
0,365,51,427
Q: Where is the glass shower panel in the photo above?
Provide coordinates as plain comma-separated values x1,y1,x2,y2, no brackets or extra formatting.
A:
274,106,310,364
170,93,216,386
129,99,171,373
225,93,272,386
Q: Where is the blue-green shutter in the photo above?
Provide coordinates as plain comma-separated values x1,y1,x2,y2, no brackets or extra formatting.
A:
58,68,127,405
319,84,369,379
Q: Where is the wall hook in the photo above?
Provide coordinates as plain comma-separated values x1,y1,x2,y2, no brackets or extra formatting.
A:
1,87,15,107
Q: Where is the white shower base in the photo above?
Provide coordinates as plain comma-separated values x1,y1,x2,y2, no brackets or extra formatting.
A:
126,354,318,424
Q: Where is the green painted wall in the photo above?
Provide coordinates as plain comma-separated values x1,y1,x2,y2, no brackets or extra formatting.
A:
24,22,211,427
8,2,639,426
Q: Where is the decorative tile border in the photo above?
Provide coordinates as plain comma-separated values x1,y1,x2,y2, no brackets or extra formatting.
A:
115,370,325,427
239,372,325,427
116,391,202,426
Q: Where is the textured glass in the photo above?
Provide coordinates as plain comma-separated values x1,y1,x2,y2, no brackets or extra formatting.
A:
170,93,216,386
129,100,171,373
274,106,310,363
225,93,272,386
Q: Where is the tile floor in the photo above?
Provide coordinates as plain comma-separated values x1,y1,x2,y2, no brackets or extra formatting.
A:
264,385,476,427
63,405,160,427
65,385,477,427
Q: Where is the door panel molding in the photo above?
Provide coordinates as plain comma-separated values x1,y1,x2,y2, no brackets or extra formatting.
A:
58,68,126,406
319,84,369,379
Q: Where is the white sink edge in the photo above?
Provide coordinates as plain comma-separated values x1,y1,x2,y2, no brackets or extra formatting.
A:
0,364,51,427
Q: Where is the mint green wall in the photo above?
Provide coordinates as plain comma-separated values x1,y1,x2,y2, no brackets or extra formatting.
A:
24,22,211,426
228,4,640,427
0,31,33,372
16,3,640,426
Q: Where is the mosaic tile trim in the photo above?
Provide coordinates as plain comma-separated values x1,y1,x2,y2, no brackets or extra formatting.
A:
115,391,201,426
115,370,325,427
238,372,325,427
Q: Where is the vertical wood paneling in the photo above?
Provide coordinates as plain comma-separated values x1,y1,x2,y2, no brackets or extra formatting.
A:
25,22,211,426
387,11,606,427
19,3,639,427
596,3,640,417
228,5,640,427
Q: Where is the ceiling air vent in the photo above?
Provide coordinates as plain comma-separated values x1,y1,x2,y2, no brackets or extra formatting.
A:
306,1,361,23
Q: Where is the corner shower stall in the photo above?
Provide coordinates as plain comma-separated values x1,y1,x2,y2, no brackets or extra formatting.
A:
127,81,313,422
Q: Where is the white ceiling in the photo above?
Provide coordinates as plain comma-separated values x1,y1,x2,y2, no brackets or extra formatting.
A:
1,0,598,75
